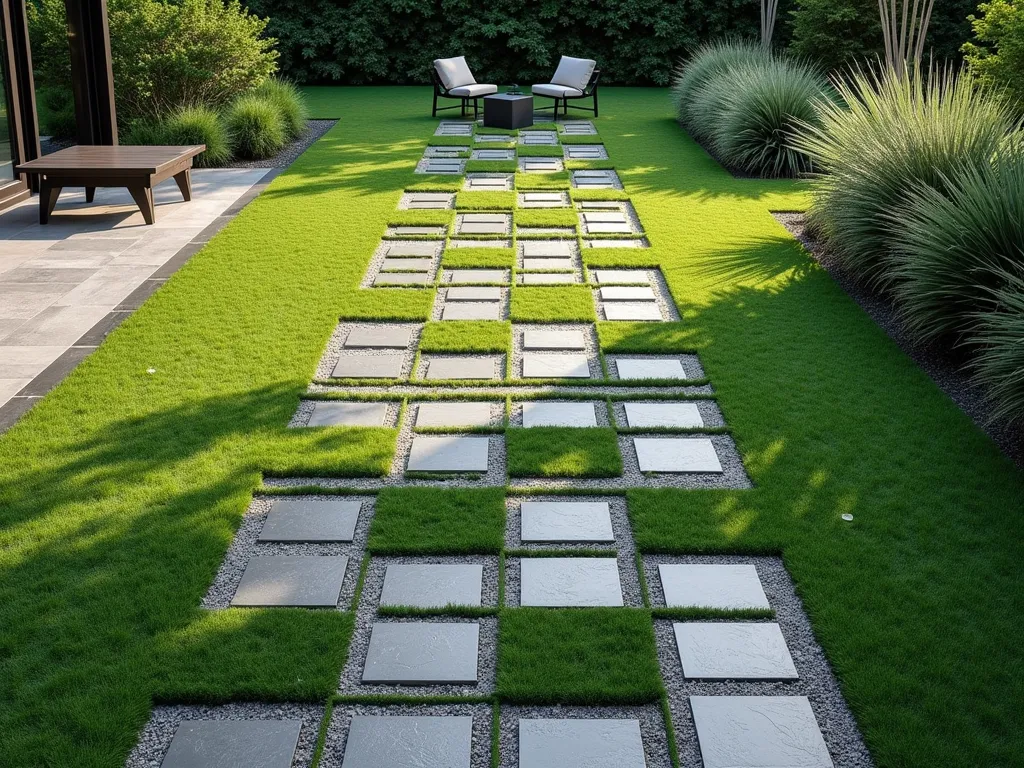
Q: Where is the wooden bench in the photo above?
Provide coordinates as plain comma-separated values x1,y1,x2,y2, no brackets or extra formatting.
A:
15,144,206,225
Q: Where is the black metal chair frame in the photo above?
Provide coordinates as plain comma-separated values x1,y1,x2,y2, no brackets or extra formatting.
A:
534,68,601,119
431,69,486,119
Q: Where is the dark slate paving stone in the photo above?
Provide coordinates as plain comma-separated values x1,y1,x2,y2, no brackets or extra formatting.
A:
332,354,406,378
162,720,301,768
231,556,348,607
306,402,389,427
340,715,473,768
519,718,646,768
379,564,484,608
406,436,489,472
361,622,479,683
259,498,362,543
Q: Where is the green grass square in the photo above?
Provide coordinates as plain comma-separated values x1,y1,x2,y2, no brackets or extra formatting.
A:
517,145,564,157
369,487,506,554
428,136,472,146
510,286,596,322
515,172,570,190
497,608,664,704
260,428,397,477
456,191,515,210
467,160,517,173
442,247,516,269
388,210,454,227
406,178,463,192
515,209,578,228
570,188,630,202
419,321,510,353
506,427,622,477
596,322,697,354
560,134,603,145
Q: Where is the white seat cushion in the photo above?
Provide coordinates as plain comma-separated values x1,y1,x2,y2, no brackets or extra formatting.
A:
532,83,584,99
449,83,498,97
551,56,597,91
434,56,476,90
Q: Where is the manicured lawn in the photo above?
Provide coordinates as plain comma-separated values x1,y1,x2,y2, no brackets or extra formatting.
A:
506,427,623,477
509,286,596,322
419,321,510,353
368,487,506,554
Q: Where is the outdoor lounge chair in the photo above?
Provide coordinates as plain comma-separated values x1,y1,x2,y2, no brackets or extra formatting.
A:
532,56,600,119
432,56,498,119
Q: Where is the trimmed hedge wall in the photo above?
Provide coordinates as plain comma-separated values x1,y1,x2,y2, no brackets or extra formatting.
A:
242,0,763,85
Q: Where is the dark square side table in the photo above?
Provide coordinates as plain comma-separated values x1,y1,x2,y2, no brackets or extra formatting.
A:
483,94,534,129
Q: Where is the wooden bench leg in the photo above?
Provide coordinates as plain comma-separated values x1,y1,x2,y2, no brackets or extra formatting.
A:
40,181,62,225
173,168,192,202
85,187,96,203
128,185,155,225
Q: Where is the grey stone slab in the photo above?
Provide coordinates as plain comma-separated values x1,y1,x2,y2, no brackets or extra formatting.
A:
520,557,623,607
386,242,439,257
162,720,301,768
523,258,573,271
448,269,507,284
603,303,662,321
448,239,510,248
580,201,622,209
581,212,626,223
333,354,406,379
522,354,590,378
341,716,473,768
381,258,432,272
599,287,656,301
522,240,573,257
407,436,489,471
442,303,501,320
459,222,506,234
520,501,614,543
674,623,798,680
522,401,597,427
374,272,431,286
523,329,586,350
592,270,649,284
231,555,348,607
345,326,414,349
522,160,561,171
521,273,576,284
658,564,770,610
379,564,483,608
392,226,445,236
466,177,510,189
690,696,833,768
624,402,703,428
615,358,686,379
259,498,361,543
447,286,502,301
588,223,633,234
523,193,564,202
587,239,644,248
407,201,450,209
415,401,494,428
573,170,615,178
409,193,455,201
464,213,507,223
475,149,514,159
519,718,645,768
477,133,513,142
361,622,479,683
633,437,722,473
306,401,389,427
426,357,498,380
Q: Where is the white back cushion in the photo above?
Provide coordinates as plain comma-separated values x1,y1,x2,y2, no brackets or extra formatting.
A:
551,56,596,90
434,56,476,90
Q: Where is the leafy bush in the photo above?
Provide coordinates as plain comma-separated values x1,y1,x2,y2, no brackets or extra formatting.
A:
121,120,167,146
787,0,881,71
28,0,278,124
885,145,1024,343
255,78,308,138
162,105,232,167
36,88,77,140
224,95,285,159
963,0,1024,112
792,67,1012,285
971,268,1024,423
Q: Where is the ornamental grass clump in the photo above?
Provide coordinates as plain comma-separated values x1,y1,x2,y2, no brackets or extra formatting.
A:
255,78,308,139
793,66,1013,285
225,94,286,159
162,105,231,166
971,268,1024,423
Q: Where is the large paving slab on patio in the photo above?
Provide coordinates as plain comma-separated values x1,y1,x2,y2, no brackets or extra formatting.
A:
258,498,361,542
658,564,770,610
379,564,483,608
407,435,490,472
340,715,473,768
231,555,349,607
673,623,798,680
519,557,623,606
361,622,479,684
518,718,646,768
161,719,302,768
305,401,389,427
520,501,614,543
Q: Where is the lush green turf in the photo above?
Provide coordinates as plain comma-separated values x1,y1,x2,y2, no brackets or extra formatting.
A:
514,172,569,189
368,487,506,554
515,209,578,227
455,191,515,210
510,286,596,322
496,608,664,704
419,321,510,352
506,428,623,477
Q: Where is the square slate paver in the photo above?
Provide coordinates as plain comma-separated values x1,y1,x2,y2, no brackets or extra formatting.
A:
599,287,656,301
442,303,502,321
448,269,508,284
447,286,502,301
588,223,633,233
658,564,770,610
674,623,798,680
522,401,597,427
306,402,389,427
231,555,348,607
521,273,576,284
522,329,586,350
523,241,573,257
690,697,833,768
407,436,489,472
633,437,722,473
426,357,499,380
386,242,439,257
333,354,406,379
341,716,473,768
624,402,703,428
374,273,430,286
459,222,507,234
392,226,445,236
615,358,687,380
582,212,627,223
520,501,614,543
522,354,590,378
361,622,479,683
520,557,623,606
162,720,301,768
592,270,649,284
415,401,494,428
344,326,414,349
259,498,361,542
523,258,573,271
379,564,483,608
519,718,646,768
603,303,662,321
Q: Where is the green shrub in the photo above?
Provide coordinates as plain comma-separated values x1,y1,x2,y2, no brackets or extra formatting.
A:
162,105,232,167
121,120,166,146
788,0,881,72
224,95,285,159
964,0,1024,112
36,88,76,140
255,78,308,138
792,67,1012,285
971,268,1024,423
886,145,1024,343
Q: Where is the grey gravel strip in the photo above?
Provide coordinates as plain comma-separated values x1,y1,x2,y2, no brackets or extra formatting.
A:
125,703,323,768
645,555,874,768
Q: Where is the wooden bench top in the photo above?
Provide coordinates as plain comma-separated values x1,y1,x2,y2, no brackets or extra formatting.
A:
16,145,206,176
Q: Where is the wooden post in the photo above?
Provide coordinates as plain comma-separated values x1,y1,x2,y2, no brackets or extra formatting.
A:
64,0,118,145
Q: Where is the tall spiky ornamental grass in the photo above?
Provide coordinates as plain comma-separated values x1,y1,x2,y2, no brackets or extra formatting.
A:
886,142,1024,343
971,266,1024,423
793,66,1012,285
713,57,834,177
